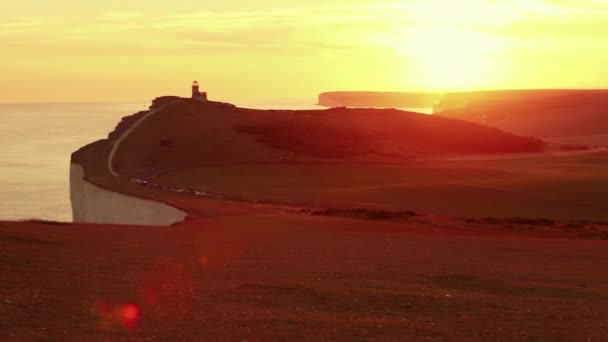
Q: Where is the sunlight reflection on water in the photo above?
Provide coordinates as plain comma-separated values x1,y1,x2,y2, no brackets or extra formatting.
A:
0,102,146,221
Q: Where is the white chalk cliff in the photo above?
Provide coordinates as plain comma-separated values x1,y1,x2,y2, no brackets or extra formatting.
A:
70,163,187,226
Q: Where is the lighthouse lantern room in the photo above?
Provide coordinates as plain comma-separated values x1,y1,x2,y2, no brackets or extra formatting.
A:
191,81,208,102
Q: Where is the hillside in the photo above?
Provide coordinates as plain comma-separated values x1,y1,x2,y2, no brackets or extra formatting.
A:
69,98,608,222
435,89,608,139
317,89,608,141
318,91,441,108
73,98,544,179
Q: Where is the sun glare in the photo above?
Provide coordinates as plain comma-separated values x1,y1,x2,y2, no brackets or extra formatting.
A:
404,26,507,91
397,0,514,91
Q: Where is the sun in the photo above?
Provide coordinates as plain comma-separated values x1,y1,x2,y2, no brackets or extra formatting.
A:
393,0,514,91
406,26,507,91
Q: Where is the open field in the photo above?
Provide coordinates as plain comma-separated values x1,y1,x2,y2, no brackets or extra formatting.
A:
157,152,608,221
543,134,608,147
1,201,608,341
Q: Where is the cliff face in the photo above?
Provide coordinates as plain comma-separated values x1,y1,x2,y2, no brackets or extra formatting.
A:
70,163,187,226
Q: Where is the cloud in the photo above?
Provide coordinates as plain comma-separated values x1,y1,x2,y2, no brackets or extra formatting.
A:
1,1,607,63
2,0,608,101
0,7,410,59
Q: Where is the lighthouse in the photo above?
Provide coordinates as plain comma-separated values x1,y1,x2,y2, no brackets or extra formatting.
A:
191,80,208,102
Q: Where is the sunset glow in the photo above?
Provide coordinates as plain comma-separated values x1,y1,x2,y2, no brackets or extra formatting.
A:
1,0,608,102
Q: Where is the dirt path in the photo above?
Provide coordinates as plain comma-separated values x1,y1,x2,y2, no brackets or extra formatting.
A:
107,101,179,177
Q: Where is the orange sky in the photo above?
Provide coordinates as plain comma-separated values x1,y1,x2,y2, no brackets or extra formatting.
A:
1,0,607,102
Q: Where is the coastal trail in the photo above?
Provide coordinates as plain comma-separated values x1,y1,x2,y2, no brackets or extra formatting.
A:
107,101,178,177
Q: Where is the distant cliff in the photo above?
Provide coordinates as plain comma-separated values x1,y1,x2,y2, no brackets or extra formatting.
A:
318,91,441,108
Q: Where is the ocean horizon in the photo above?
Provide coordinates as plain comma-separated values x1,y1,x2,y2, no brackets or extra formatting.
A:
0,102,146,222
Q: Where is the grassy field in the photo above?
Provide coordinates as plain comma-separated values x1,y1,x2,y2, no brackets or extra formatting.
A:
543,134,608,146
157,152,608,221
1,208,607,341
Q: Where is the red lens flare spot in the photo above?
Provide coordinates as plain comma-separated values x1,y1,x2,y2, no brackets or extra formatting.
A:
95,301,141,331
120,304,141,329
199,256,209,266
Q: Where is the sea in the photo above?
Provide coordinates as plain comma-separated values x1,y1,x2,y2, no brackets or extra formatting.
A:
0,100,431,222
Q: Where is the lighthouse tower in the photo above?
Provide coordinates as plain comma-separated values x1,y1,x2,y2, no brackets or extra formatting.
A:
191,80,208,102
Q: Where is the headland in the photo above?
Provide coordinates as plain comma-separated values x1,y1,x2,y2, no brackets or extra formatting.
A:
1,93,607,340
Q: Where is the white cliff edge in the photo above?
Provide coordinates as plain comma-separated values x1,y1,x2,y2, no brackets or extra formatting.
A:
70,163,187,226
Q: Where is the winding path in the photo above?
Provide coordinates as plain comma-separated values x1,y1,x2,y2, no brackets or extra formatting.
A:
107,101,177,177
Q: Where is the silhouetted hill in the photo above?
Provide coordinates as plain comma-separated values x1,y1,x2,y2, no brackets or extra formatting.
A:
318,91,441,108
236,107,544,158
435,89,608,138
71,98,544,180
